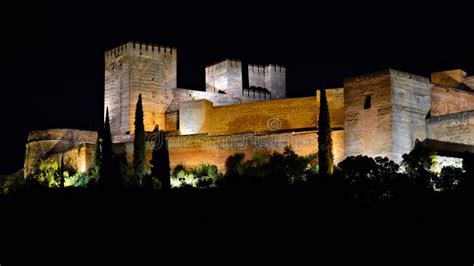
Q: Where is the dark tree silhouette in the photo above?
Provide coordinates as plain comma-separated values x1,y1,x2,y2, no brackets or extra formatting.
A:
401,142,435,191
334,155,401,201
317,87,334,177
92,136,101,178
433,166,463,192
99,108,115,190
150,129,171,191
133,94,147,185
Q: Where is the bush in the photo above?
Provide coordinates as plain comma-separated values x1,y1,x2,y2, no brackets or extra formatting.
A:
1,171,26,195
65,172,91,188
221,147,316,190
401,142,436,191
334,156,401,201
170,163,222,189
432,166,464,192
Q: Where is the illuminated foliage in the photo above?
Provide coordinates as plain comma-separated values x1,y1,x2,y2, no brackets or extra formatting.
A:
36,158,60,187
170,163,221,189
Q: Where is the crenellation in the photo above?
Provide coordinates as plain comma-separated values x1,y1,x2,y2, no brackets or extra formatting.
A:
25,42,474,176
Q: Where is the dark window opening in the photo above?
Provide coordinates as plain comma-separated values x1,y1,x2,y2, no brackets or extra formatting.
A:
364,95,371,109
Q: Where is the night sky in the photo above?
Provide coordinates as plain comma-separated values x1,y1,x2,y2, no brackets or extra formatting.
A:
1,1,472,174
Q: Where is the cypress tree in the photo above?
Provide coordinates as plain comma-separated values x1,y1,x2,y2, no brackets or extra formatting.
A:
133,94,147,185
150,129,171,191
92,136,101,179
318,87,334,177
99,108,114,190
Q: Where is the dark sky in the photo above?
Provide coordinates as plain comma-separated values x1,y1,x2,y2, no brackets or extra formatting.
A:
1,1,472,174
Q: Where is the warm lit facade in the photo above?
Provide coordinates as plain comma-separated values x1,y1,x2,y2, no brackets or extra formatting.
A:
24,42,474,176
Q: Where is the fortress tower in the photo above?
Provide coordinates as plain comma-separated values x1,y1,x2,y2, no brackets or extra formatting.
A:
205,59,243,100
104,41,177,136
344,69,432,163
264,64,286,99
205,60,286,102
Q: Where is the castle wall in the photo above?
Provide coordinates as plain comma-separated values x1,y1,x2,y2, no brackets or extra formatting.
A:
115,130,344,173
105,42,177,135
344,71,394,160
24,129,97,177
179,100,213,135
167,88,240,113
426,110,474,146
390,70,432,162
431,69,466,88
179,88,344,136
430,86,474,117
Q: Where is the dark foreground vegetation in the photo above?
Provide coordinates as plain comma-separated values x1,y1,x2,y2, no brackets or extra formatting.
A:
1,95,471,259
1,147,472,259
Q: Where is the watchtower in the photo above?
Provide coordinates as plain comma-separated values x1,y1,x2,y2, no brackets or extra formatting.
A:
104,41,177,136
343,69,432,163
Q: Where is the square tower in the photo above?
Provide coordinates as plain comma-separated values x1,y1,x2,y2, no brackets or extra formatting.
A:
344,69,431,163
205,59,243,100
104,42,177,136
264,64,286,99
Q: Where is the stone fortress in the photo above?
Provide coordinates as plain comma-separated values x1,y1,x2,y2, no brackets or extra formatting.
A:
23,41,474,177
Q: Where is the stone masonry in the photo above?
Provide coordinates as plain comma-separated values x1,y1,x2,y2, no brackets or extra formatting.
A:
24,41,474,176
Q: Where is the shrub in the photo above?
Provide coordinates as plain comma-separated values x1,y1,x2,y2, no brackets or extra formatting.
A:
432,166,464,192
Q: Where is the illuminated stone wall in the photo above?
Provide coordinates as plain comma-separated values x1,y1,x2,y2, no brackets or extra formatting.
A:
344,71,394,160
114,130,344,173
430,86,474,117
344,70,431,163
248,64,286,99
431,69,466,88
248,64,266,88
205,59,243,100
105,42,177,135
179,88,344,136
24,129,97,177
390,70,432,162
264,64,286,99
179,100,213,135
426,110,474,145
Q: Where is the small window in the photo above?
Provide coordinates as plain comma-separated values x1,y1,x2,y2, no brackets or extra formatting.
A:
364,95,371,109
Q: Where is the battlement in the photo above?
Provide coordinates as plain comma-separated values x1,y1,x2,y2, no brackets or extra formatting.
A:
344,69,429,84
265,64,286,73
205,59,241,71
248,64,266,73
105,41,176,58
27,129,97,144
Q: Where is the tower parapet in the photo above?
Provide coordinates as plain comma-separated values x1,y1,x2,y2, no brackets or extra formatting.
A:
104,41,177,135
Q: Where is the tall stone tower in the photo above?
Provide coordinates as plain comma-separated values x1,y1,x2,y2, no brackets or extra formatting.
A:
104,41,177,136
343,69,432,163
205,59,286,101
264,64,286,99
205,59,243,100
